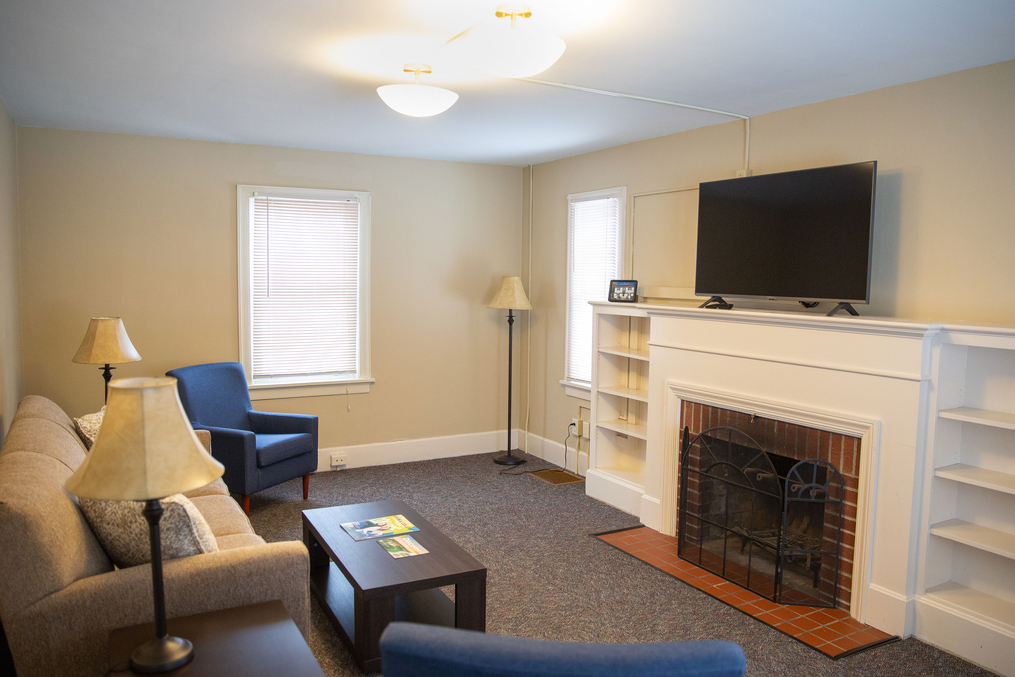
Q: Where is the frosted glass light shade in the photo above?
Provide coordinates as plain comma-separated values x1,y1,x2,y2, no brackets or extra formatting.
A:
464,24,565,78
65,377,224,501
377,84,459,118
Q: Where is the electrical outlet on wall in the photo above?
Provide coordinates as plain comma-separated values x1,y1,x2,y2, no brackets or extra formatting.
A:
330,453,347,468
582,420,590,438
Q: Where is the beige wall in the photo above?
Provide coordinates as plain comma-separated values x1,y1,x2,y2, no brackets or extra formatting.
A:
524,59,1015,443
0,96,21,442
17,129,522,449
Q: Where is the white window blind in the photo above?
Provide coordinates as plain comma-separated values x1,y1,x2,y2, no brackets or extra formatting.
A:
251,195,360,379
566,189,625,384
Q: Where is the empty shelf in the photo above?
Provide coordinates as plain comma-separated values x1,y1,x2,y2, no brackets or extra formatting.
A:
930,518,1015,561
935,464,1015,496
599,345,650,361
598,385,650,402
924,581,1015,629
597,465,645,490
597,419,649,441
939,407,1015,431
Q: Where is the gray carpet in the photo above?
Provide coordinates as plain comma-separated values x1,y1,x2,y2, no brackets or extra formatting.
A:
247,452,991,677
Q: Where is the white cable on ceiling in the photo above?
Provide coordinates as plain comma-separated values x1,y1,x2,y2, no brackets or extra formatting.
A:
519,78,752,170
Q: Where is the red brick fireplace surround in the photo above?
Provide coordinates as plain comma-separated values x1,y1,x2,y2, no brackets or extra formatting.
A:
679,401,861,613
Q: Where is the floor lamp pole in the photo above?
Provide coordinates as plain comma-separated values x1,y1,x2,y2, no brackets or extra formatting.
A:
494,309,525,466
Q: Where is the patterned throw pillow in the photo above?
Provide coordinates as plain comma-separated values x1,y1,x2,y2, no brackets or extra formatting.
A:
79,494,218,568
73,407,105,450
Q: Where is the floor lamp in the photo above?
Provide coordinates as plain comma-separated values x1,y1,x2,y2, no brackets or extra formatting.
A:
488,276,532,466
72,317,142,403
64,377,225,673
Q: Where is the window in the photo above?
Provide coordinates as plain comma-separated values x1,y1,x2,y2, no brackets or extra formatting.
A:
237,185,372,399
564,187,626,393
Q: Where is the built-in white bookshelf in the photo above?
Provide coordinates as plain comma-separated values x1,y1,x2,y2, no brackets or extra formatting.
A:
586,303,651,516
922,332,1015,657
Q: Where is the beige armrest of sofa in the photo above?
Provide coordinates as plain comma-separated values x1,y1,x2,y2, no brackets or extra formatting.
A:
6,541,309,677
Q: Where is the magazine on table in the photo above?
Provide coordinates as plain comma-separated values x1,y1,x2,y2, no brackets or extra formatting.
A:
378,535,429,558
341,514,419,541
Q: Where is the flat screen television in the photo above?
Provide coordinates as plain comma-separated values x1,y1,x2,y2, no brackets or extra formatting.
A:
695,161,877,305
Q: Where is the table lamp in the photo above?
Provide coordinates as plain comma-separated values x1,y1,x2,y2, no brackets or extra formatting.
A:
65,377,225,674
72,317,142,403
488,276,532,466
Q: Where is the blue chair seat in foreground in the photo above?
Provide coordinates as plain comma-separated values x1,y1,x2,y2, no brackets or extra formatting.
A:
379,622,747,677
166,362,318,515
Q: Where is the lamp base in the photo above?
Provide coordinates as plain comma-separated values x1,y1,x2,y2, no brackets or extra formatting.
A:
130,635,193,674
493,450,527,466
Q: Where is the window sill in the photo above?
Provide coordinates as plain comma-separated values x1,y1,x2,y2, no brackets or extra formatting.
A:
560,379,592,401
249,378,374,401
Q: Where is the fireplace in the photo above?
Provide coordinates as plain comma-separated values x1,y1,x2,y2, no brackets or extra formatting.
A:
677,402,859,612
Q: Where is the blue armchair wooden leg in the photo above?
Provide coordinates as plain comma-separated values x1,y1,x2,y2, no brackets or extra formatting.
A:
303,474,310,500
241,495,250,515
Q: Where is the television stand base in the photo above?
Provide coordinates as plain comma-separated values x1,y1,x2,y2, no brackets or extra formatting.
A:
699,296,733,310
827,302,860,317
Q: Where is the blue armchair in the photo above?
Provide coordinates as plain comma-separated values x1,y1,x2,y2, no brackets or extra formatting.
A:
379,622,747,677
166,362,318,515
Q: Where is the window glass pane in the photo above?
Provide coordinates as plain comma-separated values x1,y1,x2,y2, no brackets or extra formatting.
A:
566,194,621,383
252,196,359,379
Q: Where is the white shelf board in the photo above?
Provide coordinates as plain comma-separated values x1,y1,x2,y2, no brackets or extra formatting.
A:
599,345,650,362
597,465,646,490
924,581,1015,629
930,518,1015,561
936,463,1015,496
939,406,1015,431
598,385,650,403
597,419,649,441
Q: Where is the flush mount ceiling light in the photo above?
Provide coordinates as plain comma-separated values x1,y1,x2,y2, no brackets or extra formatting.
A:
457,3,566,79
376,63,459,117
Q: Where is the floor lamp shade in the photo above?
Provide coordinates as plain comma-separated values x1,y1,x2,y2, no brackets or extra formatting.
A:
488,276,532,310
65,377,224,673
488,277,531,466
65,377,224,500
72,317,142,403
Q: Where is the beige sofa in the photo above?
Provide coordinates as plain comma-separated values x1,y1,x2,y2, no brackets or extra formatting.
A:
0,395,310,677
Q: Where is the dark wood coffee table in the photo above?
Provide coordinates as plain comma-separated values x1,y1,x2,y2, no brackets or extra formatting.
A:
302,499,487,672
108,601,324,676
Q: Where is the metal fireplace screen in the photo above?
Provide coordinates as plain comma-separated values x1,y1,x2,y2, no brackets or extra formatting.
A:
678,425,845,608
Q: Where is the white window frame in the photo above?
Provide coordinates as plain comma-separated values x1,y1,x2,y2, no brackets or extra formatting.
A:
237,184,373,400
562,186,627,401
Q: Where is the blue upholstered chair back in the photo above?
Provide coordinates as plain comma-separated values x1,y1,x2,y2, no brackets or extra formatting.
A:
167,362,253,431
379,623,747,677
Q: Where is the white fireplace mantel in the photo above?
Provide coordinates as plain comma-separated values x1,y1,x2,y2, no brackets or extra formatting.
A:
585,302,1015,676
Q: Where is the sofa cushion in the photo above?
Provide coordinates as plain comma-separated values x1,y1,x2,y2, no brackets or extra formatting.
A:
216,533,267,551
189,494,256,538
79,494,218,568
0,417,88,472
182,476,230,499
8,395,83,444
0,451,113,615
72,407,105,450
255,433,314,467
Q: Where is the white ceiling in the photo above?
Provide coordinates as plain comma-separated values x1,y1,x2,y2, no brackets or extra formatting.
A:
1,0,1013,166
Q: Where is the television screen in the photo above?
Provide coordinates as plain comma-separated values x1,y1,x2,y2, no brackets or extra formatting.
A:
695,161,876,303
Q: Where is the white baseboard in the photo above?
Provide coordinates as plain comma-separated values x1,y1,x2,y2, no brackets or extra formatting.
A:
640,495,663,532
521,432,587,475
915,595,1015,676
865,583,913,637
316,428,522,472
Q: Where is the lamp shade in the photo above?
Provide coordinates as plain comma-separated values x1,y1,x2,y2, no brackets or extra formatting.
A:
488,276,532,310
377,84,459,118
72,317,142,365
65,377,224,501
